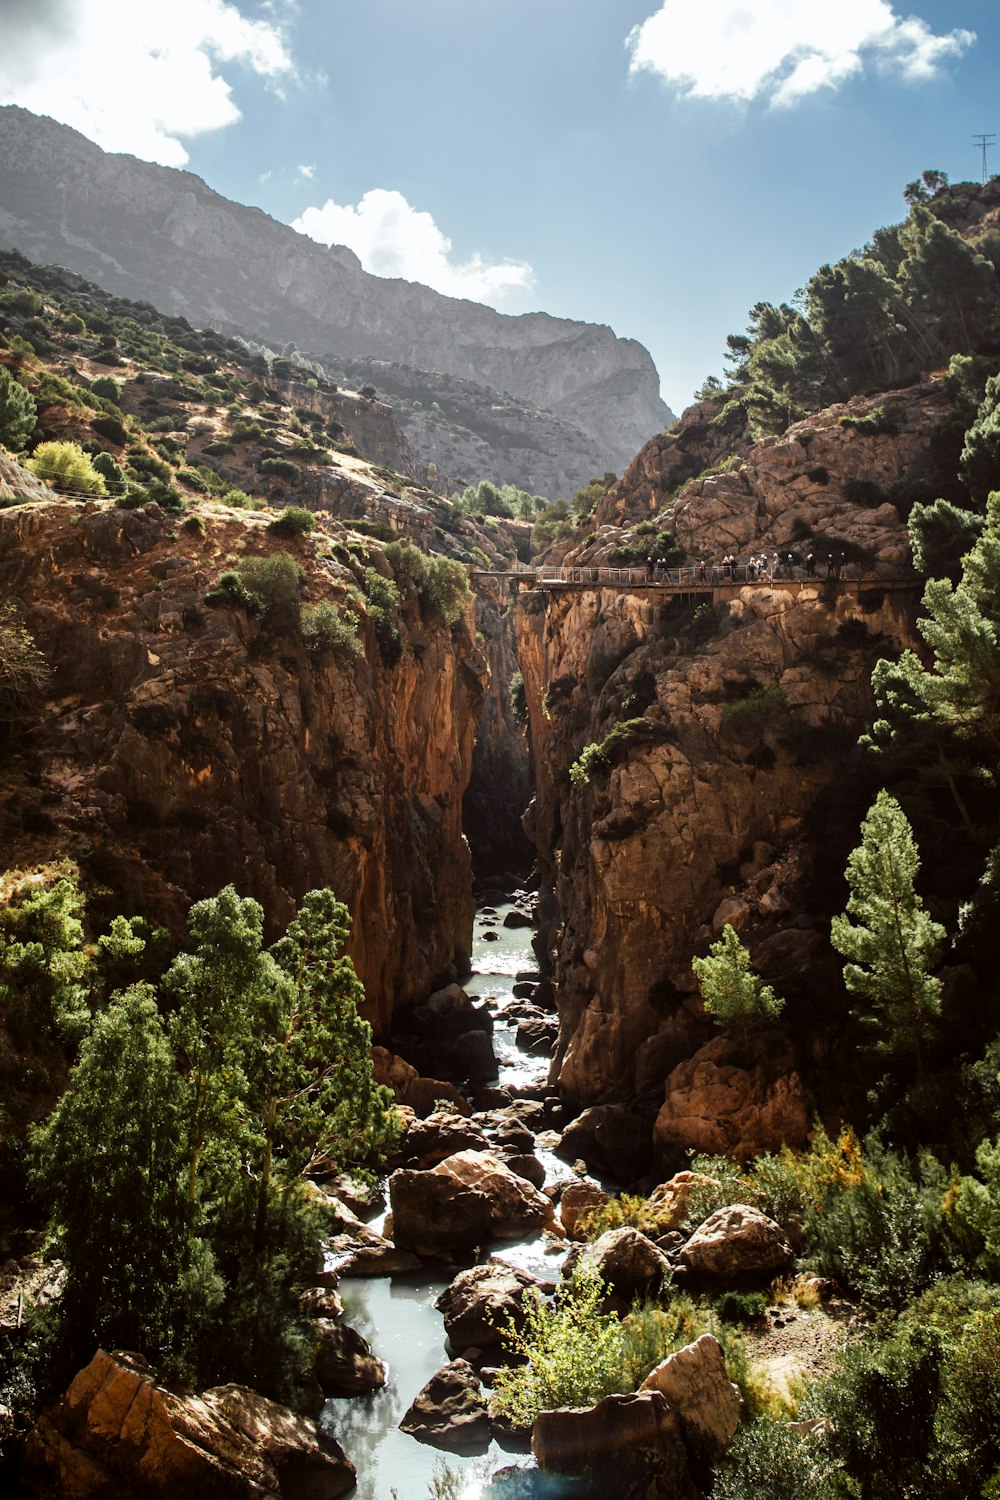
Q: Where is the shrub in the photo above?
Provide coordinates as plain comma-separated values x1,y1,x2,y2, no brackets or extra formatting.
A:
422,555,471,625
267,506,314,538
720,686,788,728
712,1418,839,1500
0,366,37,452
361,568,402,665
839,405,902,436
259,455,301,484
490,1261,628,1427
715,1290,767,1323
26,440,106,497
301,602,361,657
90,451,127,496
568,718,666,787
89,376,121,405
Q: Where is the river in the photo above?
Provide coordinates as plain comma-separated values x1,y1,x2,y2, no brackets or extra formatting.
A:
321,903,584,1500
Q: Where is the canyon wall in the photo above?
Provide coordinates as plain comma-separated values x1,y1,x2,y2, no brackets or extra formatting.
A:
0,475,486,1030
516,384,949,1111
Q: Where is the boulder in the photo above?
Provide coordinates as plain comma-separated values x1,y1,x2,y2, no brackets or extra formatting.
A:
556,1105,653,1183
21,1349,355,1499
390,1151,553,1257
516,1019,558,1055
647,1171,719,1233
532,1389,697,1498
313,1320,387,1396
403,1110,489,1167
399,1360,490,1453
557,1181,610,1240
680,1204,793,1284
653,1034,811,1163
584,1226,672,1300
502,908,533,929
435,1261,546,1349
640,1333,743,1468
370,1046,471,1118
452,1029,498,1082
500,1152,546,1190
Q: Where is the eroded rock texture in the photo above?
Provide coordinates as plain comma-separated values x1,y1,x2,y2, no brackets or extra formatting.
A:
0,494,486,1029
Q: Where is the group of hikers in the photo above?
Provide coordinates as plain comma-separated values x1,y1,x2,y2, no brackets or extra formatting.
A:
644,550,850,584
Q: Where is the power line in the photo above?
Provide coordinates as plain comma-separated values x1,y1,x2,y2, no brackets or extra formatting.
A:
974,132,996,184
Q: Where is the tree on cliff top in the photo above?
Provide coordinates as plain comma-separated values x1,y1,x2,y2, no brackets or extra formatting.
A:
831,791,945,1078
0,365,36,453
692,923,785,1055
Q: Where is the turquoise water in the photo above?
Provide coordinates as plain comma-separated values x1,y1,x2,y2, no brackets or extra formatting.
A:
321,905,578,1500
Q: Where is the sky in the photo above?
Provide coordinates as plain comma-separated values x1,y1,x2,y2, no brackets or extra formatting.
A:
0,0,997,416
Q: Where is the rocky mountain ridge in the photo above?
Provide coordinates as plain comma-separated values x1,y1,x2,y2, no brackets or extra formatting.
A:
0,106,674,495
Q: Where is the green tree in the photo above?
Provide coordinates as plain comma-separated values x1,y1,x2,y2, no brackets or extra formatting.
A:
0,864,90,1044
26,440,106,498
831,791,945,1075
908,497,984,581
691,924,784,1054
90,451,127,496
31,984,191,1356
960,371,1000,504
900,215,998,361
0,366,36,453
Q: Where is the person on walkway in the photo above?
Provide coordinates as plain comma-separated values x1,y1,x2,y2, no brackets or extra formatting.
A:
826,555,834,578
772,552,781,579
786,553,794,578
806,553,816,578
699,559,706,582
839,552,847,579
646,555,654,583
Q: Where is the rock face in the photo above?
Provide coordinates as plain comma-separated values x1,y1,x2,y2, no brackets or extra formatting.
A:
532,1390,697,1498
21,1349,355,1499
640,1334,743,1469
0,107,673,493
654,1034,812,1162
0,495,486,1029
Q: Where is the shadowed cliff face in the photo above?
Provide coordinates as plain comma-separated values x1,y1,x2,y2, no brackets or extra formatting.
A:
516,387,937,1112
0,489,487,1030
0,107,673,494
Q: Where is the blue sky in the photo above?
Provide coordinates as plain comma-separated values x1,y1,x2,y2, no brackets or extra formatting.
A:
1,0,997,415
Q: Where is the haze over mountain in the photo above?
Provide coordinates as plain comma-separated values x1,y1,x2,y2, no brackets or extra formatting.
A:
0,106,674,497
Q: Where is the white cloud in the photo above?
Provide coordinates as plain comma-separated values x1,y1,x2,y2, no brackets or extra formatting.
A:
293,189,536,305
297,163,315,179
0,0,295,167
626,0,974,107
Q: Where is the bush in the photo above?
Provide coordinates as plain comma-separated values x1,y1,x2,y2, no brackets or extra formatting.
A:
568,718,667,786
267,506,314,538
89,376,121,405
26,440,106,497
0,365,37,452
720,686,788,728
361,568,402,665
0,604,50,734
715,1290,767,1324
301,602,361,657
90,451,127,497
712,1418,839,1500
259,456,301,485
490,1261,628,1427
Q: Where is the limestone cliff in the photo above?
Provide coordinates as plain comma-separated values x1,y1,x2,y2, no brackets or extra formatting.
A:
0,107,673,494
0,478,487,1031
515,386,941,1115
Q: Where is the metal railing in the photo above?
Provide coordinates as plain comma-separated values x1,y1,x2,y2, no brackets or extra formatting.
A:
528,561,916,587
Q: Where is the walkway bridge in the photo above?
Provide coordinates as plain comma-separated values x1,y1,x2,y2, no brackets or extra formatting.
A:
472,562,921,607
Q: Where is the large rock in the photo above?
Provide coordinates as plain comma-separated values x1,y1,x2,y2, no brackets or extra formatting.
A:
389,1150,553,1257
313,1320,387,1397
680,1204,794,1284
654,1035,811,1162
557,1181,611,1240
398,1360,490,1452
370,1048,472,1118
21,1348,355,1499
532,1390,697,1498
402,1109,489,1167
556,1105,653,1183
640,1333,743,1468
647,1171,719,1233
584,1226,672,1300
434,1261,546,1349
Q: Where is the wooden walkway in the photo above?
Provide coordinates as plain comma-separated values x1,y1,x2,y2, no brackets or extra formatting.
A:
472,565,921,608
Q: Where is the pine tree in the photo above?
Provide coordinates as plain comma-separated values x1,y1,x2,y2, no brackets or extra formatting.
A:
831,791,945,1075
691,923,785,1055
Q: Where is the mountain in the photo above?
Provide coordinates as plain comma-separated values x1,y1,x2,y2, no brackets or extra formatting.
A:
0,106,674,496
